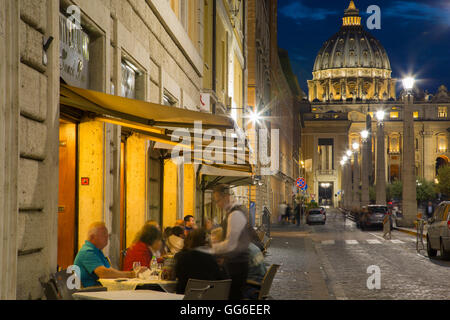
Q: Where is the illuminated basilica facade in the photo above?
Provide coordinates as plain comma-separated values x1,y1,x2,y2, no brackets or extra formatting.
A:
301,1,450,207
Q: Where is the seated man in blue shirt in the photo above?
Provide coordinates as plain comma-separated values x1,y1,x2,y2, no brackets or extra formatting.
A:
74,222,137,287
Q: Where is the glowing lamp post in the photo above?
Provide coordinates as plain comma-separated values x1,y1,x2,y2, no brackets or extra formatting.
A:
375,110,387,205
401,77,417,227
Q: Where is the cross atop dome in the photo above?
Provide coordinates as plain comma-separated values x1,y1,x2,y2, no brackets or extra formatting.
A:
343,1,361,26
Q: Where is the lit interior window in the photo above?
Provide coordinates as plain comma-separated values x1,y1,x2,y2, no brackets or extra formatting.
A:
390,112,399,119
438,106,448,118
413,111,419,119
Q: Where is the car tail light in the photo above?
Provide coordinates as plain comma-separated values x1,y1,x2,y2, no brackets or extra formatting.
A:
448,220,450,230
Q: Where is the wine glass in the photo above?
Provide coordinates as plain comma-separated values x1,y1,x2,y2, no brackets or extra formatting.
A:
132,261,141,278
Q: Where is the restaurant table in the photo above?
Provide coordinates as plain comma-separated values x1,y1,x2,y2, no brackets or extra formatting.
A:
73,290,184,300
99,278,177,293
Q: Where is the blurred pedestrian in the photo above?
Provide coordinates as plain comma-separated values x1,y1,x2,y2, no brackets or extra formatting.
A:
278,202,287,222
383,211,392,240
285,204,292,223
212,184,250,300
426,201,435,219
294,202,301,226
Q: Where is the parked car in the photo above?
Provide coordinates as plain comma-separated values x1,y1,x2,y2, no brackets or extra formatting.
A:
426,201,450,260
306,209,326,225
358,205,389,230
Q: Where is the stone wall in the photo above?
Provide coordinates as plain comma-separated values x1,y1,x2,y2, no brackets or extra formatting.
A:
15,0,59,300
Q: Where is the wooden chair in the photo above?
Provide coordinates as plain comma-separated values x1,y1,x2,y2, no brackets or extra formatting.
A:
246,264,280,300
52,270,107,300
39,276,59,300
183,279,232,300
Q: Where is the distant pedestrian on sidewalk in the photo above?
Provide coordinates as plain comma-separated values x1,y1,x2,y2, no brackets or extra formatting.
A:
426,201,435,220
383,211,392,240
294,202,301,226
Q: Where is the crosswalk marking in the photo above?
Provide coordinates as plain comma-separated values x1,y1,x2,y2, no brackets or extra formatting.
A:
318,238,414,245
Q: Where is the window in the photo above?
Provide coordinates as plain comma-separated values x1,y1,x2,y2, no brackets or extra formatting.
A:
389,135,400,153
390,112,399,119
318,138,334,171
438,106,448,118
120,59,144,100
163,91,178,107
368,112,374,118
413,111,419,119
437,135,448,153
121,60,136,99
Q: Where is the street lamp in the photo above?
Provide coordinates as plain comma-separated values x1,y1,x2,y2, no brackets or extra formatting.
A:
351,141,360,210
360,130,370,206
375,109,387,205
402,77,415,91
346,150,353,157
376,110,385,122
249,109,262,125
401,76,417,227
361,130,369,141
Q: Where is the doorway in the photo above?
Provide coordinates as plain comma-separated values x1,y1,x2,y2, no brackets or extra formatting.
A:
436,156,449,176
148,146,164,226
319,182,333,207
57,120,78,270
119,141,126,269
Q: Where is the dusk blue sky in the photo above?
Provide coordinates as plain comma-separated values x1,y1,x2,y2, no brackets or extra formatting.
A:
277,0,450,95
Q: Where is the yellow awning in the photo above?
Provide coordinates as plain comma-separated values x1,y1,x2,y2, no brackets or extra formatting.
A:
60,84,235,130
60,84,254,173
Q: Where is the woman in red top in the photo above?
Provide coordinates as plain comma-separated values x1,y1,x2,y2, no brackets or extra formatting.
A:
123,225,163,271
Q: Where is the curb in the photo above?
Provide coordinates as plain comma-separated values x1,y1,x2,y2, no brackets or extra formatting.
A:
393,227,426,239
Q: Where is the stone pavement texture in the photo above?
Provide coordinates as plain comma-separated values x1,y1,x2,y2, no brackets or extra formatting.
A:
264,209,450,300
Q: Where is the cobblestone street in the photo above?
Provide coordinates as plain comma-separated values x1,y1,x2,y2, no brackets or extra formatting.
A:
266,208,450,300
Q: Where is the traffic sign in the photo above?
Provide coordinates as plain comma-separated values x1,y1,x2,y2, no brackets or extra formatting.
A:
296,177,306,189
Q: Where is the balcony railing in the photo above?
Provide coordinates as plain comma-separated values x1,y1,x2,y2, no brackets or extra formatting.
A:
316,169,336,176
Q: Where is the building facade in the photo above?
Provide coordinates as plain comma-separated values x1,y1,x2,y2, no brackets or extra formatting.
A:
247,0,303,223
302,1,450,208
0,0,253,299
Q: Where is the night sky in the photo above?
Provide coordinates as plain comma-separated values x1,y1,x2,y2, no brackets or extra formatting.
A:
277,0,450,95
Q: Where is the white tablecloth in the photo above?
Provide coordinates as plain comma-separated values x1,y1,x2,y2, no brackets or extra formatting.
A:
99,278,177,291
73,290,184,300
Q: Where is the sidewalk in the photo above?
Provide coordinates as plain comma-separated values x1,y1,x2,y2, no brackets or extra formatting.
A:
394,224,428,238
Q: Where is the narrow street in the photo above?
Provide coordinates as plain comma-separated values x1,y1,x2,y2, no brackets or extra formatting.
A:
266,208,450,300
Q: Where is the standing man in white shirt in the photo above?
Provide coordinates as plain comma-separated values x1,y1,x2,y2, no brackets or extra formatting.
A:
212,184,250,300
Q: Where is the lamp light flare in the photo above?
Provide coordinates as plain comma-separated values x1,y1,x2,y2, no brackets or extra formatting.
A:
402,77,415,90
376,110,385,121
343,155,348,162
361,130,369,139
340,160,345,166
346,150,352,157
352,142,360,150
249,110,262,124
